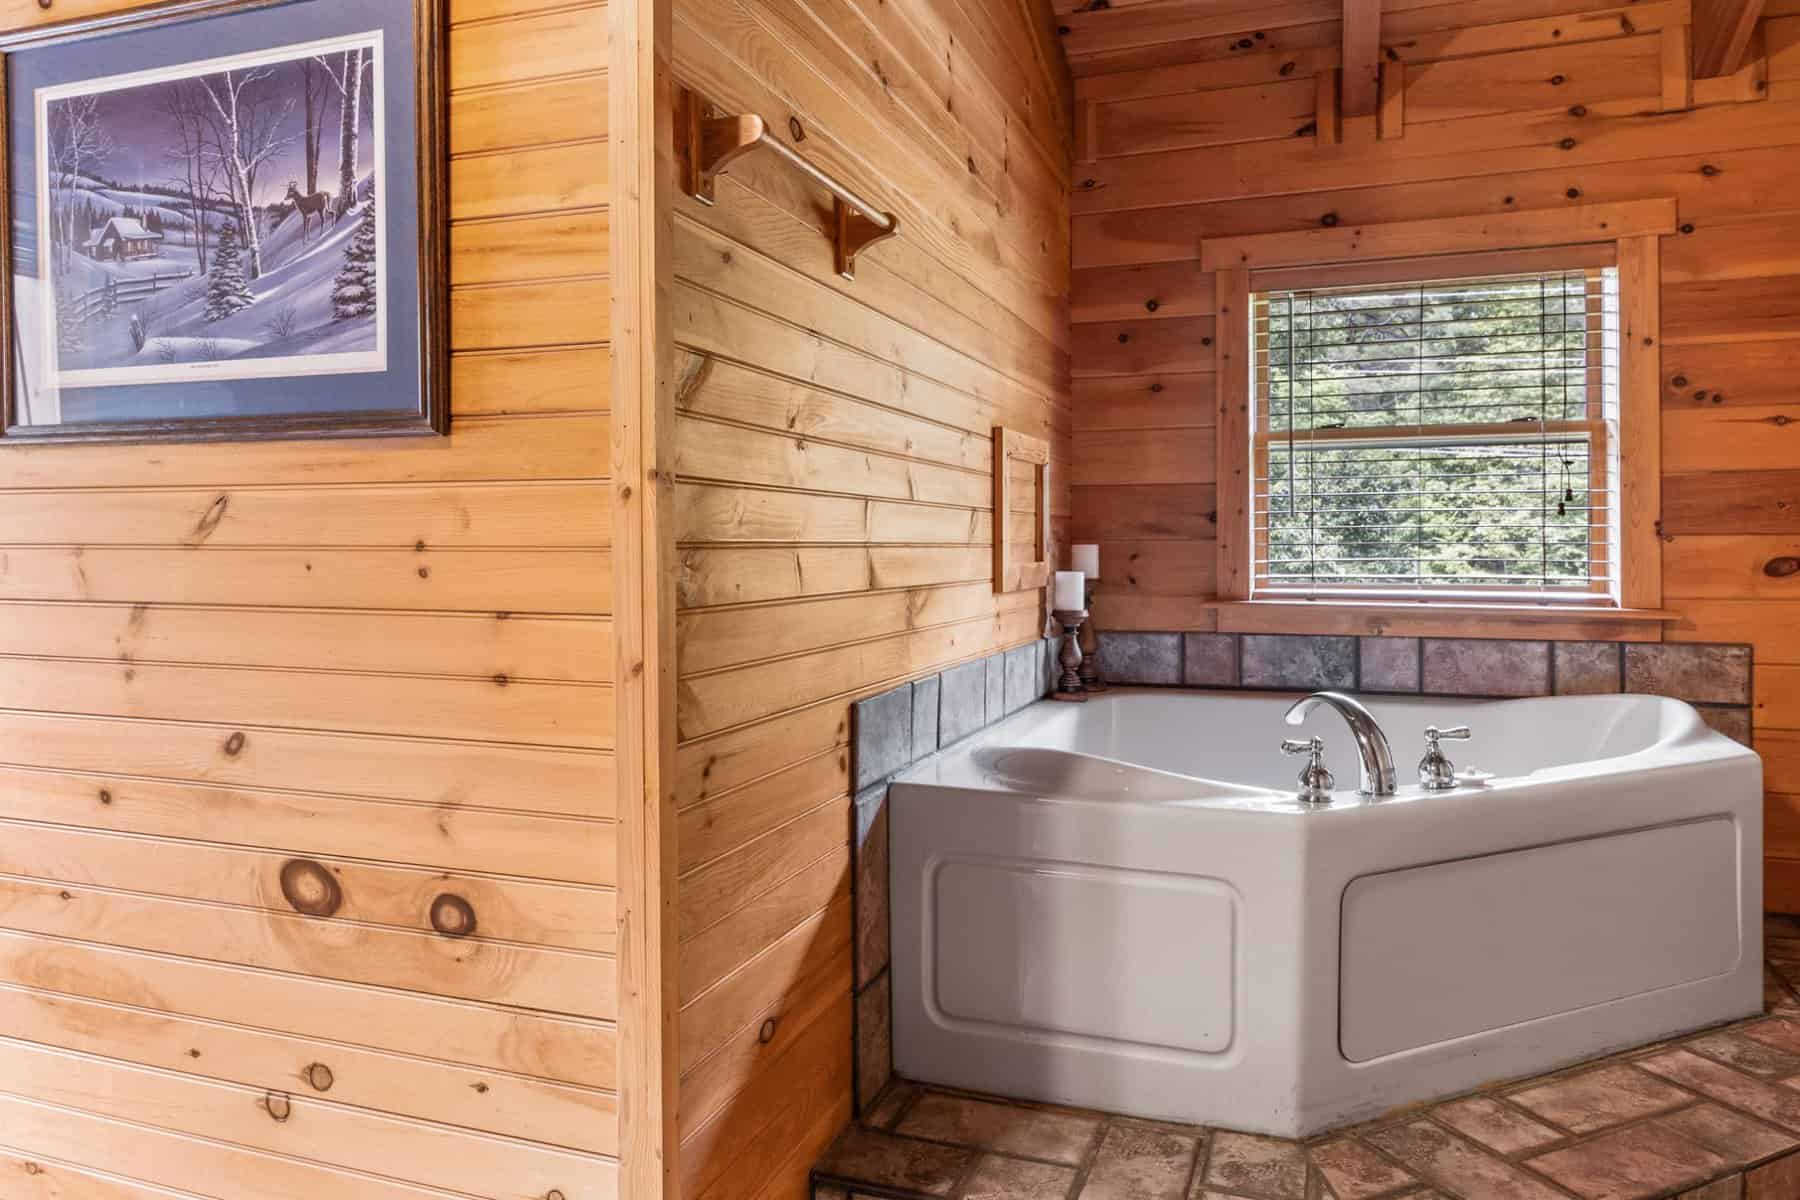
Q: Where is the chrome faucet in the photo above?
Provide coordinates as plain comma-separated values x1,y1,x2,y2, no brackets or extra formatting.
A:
1283,691,1397,797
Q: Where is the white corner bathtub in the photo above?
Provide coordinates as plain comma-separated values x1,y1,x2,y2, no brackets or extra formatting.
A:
888,689,1763,1138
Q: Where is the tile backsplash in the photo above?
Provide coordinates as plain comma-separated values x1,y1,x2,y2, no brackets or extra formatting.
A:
847,637,1057,1113
1101,631,1755,744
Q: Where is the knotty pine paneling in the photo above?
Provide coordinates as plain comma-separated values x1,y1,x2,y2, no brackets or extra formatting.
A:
1066,0,1800,909
668,0,1071,1195
0,0,617,1196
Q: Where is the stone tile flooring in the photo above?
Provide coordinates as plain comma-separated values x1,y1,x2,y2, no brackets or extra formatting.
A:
812,919,1800,1200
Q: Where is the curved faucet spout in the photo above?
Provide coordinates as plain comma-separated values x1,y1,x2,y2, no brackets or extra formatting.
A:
1284,691,1397,797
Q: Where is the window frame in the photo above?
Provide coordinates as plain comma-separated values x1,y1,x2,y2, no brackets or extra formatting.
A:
1205,204,1675,640
1249,265,1617,604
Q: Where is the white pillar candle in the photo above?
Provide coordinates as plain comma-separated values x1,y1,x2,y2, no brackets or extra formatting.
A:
1071,542,1100,579
1053,570,1085,612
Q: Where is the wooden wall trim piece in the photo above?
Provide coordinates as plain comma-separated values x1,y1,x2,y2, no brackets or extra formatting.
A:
1200,200,1680,271
1379,59,1405,140
612,0,681,1195
1341,0,1382,118
1213,267,1251,603
1618,234,1666,611
994,427,1053,594
1315,69,1341,146
1665,23,1697,110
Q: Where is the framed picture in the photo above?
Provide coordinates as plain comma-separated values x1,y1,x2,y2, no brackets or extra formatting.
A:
0,0,446,442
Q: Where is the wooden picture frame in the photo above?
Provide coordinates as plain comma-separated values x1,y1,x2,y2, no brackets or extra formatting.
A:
993,424,1051,594
0,0,447,443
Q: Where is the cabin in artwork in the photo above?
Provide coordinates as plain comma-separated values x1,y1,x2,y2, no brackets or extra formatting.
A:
83,215,162,260
1,0,1797,1198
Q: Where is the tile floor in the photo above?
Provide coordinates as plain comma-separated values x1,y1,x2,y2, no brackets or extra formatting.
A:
812,918,1800,1200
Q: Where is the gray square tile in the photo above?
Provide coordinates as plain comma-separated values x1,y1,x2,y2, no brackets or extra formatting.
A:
1421,639,1551,697
1555,641,1622,695
1698,705,1753,746
940,659,988,745
985,653,1005,724
853,685,913,791
1004,643,1043,714
1102,632,1181,685
1183,633,1239,687
1625,643,1753,705
911,674,941,761
853,783,890,990
1360,637,1420,693
855,970,893,1115
1241,635,1356,691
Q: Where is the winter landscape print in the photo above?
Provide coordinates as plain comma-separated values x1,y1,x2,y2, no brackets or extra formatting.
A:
33,31,386,389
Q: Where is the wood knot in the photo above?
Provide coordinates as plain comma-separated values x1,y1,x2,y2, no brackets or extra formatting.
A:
22,1162,41,1175
1568,104,1587,117
547,1191,567,1200
265,1092,292,1123
1680,223,1695,234
417,566,431,579
1550,74,1566,85
1764,557,1800,578
98,789,112,805
1671,375,1688,388
223,731,247,758
1320,212,1339,227
787,116,805,142
430,893,478,938
1116,332,1129,344
280,860,343,918
305,1063,334,1092
492,673,510,687
1279,60,1296,76
1144,299,1159,313
758,1017,779,1044
1701,164,1721,177
1566,187,1581,199
1149,383,1164,394
1558,137,1577,150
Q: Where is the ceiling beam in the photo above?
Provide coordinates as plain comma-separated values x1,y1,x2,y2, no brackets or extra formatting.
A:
1692,0,1765,78
1341,0,1381,118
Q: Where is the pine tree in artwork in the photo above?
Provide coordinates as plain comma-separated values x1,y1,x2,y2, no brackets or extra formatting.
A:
205,221,253,321
331,188,377,321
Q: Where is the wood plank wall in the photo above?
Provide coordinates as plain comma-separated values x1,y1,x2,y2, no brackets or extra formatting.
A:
0,1,617,1196
1063,0,1800,908
665,0,1072,1196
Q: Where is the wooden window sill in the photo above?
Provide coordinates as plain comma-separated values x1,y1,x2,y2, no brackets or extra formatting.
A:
1204,599,1680,642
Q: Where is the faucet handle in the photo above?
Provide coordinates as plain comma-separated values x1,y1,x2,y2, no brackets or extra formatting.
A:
1419,725,1471,791
1279,736,1334,804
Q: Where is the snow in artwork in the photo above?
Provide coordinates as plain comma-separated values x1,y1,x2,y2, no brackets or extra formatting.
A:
36,31,387,388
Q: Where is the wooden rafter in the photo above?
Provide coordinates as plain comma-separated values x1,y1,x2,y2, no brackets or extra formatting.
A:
1692,0,1765,77
1340,0,1382,118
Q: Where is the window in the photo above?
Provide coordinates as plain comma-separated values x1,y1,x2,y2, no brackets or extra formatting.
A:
1249,268,1622,604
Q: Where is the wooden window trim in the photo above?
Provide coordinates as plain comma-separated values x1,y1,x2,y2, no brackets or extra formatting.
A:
1209,206,1674,640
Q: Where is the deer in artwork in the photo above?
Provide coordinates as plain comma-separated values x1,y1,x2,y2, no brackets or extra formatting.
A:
285,181,333,244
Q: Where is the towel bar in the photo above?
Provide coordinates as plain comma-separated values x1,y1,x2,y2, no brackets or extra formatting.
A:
678,87,899,281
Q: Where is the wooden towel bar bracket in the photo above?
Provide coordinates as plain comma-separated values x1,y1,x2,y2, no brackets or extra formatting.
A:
678,87,899,281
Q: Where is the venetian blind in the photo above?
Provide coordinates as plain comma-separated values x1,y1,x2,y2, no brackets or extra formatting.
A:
1250,267,1622,601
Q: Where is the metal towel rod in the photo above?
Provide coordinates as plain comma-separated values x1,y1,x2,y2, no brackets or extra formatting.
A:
678,87,899,282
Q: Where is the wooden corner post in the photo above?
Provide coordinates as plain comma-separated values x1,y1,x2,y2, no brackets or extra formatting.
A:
611,0,681,1196
1214,267,1252,602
